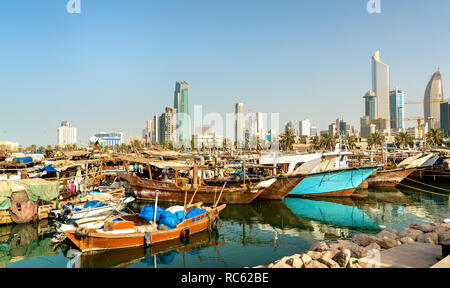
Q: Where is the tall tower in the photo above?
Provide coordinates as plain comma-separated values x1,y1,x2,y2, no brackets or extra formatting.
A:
363,90,377,120
235,103,244,148
424,69,444,129
389,89,405,129
372,50,390,128
174,81,190,143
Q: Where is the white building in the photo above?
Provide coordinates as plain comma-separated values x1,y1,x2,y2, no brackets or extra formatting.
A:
57,121,77,147
89,132,123,147
235,103,245,148
299,119,311,137
372,50,391,129
193,133,223,150
256,112,264,139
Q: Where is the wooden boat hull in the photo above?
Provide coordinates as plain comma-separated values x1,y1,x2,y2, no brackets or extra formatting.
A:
288,167,379,197
117,172,264,204
257,176,306,200
65,205,226,253
366,168,415,187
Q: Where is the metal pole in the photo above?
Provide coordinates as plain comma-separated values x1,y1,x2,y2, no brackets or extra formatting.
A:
153,190,159,224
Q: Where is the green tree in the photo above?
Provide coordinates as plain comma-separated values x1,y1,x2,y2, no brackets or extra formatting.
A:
279,127,295,151
346,136,356,150
319,133,335,150
395,131,413,149
368,132,383,150
426,128,444,147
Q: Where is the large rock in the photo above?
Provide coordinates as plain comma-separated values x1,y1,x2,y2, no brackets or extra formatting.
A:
380,237,401,249
272,260,292,268
352,234,373,247
409,223,435,233
377,230,399,240
433,224,450,235
304,260,328,268
332,249,351,268
438,232,450,245
334,240,368,258
366,242,381,251
399,228,423,241
318,251,340,268
306,251,323,260
310,241,330,252
400,237,415,244
285,254,304,268
417,232,439,245
301,254,313,265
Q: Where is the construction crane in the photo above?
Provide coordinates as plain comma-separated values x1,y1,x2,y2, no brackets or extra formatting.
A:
361,117,432,140
404,99,450,105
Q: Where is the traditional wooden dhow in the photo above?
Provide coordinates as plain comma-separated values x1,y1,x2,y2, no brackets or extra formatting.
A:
117,172,264,204
63,204,226,253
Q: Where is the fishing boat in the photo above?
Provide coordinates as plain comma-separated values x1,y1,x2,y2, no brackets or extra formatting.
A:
366,153,438,188
62,203,226,253
51,195,135,221
117,172,264,204
288,166,379,197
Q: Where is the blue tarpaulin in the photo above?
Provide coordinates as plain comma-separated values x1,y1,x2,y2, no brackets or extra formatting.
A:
83,201,104,209
15,157,33,164
39,165,58,173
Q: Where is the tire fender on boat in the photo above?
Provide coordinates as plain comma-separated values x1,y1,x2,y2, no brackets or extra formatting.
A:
180,227,190,243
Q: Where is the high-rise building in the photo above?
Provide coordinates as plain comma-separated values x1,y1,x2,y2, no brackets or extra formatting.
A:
372,50,390,128
153,115,160,144
256,112,264,140
363,90,377,120
248,110,258,138
57,121,77,147
424,70,444,129
174,81,190,144
310,126,318,137
389,89,405,129
299,119,311,137
235,103,244,147
360,116,371,139
159,107,177,144
441,102,450,137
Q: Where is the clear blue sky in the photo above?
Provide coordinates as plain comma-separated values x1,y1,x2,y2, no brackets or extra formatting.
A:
0,0,449,146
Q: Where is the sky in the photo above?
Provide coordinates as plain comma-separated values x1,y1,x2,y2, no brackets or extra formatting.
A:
0,0,449,147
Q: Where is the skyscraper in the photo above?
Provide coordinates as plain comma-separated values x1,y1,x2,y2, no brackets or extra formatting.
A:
389,89,405,129
159,107,177,144
299,119,311,137
235,103,244,147
363,90,377,120
256,112,264,139
424,70,444,129
372,50,390,128
174,81,190,143
57,121,77,147
440,103,450,137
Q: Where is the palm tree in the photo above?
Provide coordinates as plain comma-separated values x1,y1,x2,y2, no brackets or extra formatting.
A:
311,137,322,151
426,128,444,147
395,131,413,149
346,136,356,150
279,127,295,151
368,132,383,150
320,133,335,150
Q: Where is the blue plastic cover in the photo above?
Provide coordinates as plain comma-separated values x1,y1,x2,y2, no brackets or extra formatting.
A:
185,207,206,220
16,157,33,164
39,165,58,173
139,205,165,222
83,201,104,209
158,211,179,229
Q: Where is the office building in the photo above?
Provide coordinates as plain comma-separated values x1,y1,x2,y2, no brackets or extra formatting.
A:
372,50,391,128
363,90,377,120
174,81,190,143
441,103,450,137
235,103,244,147
57,121,77,147
89,132,123,147
158,107,177,144
424,70,444,129
299,119,311,137
389,89,405,129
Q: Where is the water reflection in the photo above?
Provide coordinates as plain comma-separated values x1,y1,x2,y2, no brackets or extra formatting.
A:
0,220,60,267
0,184,448,268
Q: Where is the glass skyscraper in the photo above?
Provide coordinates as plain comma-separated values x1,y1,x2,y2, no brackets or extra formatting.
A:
424,70,444,129
363,90,377,120
389,89,405,129
372,50,390,128
174,81,190,144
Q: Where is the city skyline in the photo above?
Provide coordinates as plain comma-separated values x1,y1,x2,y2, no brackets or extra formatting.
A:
1,0,449,146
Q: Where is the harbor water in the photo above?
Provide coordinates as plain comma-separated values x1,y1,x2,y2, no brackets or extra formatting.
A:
2,180,449,268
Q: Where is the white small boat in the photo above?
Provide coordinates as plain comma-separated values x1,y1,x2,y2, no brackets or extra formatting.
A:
52,196,135,221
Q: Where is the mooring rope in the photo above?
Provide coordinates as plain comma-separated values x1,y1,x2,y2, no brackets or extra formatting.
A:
404,177,450,193
397,183,450,198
